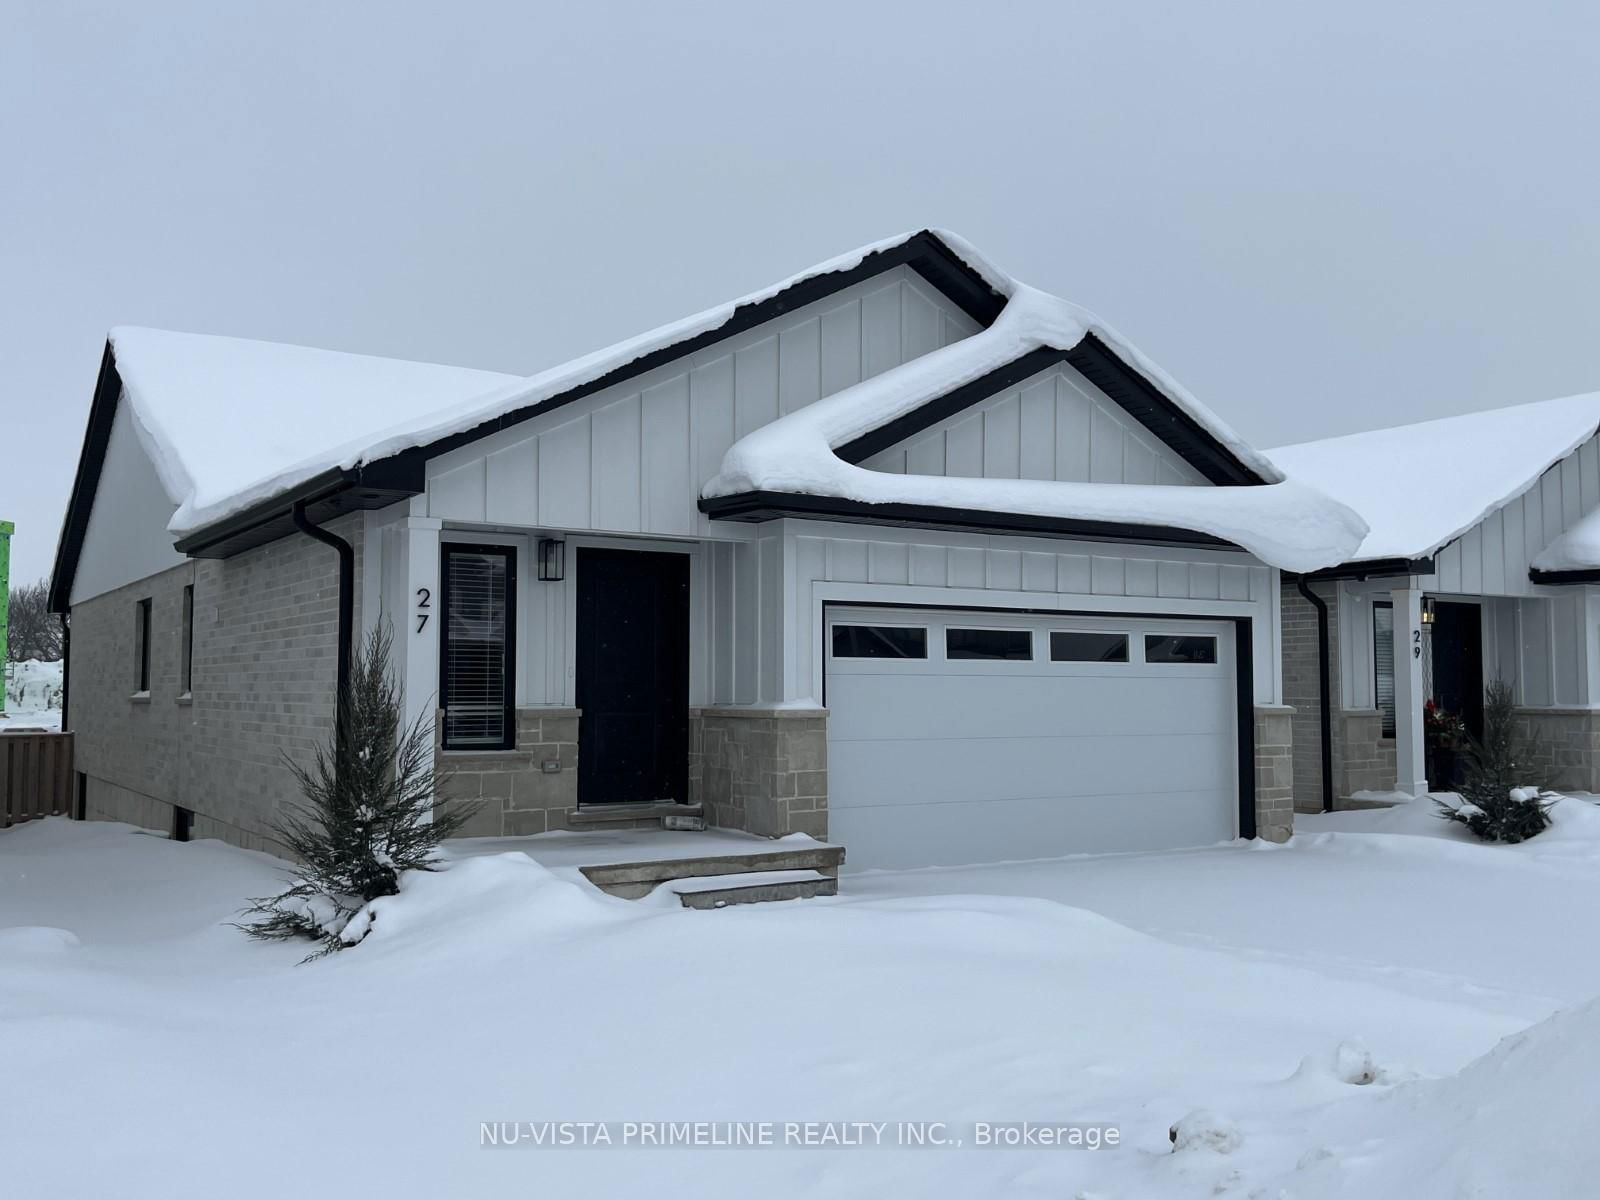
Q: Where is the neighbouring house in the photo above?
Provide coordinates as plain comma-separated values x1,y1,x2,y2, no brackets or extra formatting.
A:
48,230,1363,871
1273,392,1600,810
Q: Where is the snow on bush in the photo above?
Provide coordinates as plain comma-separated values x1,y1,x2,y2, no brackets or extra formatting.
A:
1435,682,1554,843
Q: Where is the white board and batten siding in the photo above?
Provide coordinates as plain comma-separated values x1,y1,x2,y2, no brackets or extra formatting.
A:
861,361,1207,487
704,521,1280,708
1338,430,1600,711
1421,431,1600,599
422,266,980,537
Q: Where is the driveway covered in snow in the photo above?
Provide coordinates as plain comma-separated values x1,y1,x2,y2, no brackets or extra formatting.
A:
3,802,1597,1199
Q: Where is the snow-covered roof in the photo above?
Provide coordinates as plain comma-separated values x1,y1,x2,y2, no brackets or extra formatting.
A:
109,327,522,530
98,229,1367,573
1268,391,1600,564
705,269,1367,573
1531,505,1600,574
114,233,949,536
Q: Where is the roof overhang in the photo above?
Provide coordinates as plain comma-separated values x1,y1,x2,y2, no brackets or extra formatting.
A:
1528,566,1600,586
56,230,1272,595
48,344,119,613
1291,555,1436,582
699,490,1239,552
57,231,1010,579
171,459,425,559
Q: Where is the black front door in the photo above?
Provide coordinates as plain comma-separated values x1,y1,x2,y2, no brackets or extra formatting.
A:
575,548,690,806
1432,600,1485,741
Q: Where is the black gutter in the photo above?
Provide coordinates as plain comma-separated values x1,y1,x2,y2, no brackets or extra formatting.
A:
290,501,354,746
700,490,1238,550
1294,577,1335,813
1302,555,1434,582
1528,566,1600,586
59,614,70,736
173,456,422,559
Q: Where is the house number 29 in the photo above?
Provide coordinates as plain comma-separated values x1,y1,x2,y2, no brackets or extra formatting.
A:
415,587,431,634
1413,628,1422,659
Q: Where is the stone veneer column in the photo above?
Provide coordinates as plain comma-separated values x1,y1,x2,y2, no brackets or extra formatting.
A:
1253,706,1295,842
690,707,829,840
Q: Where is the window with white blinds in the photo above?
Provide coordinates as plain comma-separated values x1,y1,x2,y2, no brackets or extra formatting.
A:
442,545,515,750
1373,602,1396,738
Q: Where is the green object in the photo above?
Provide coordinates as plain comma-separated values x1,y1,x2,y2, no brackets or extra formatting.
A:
0,519,11,717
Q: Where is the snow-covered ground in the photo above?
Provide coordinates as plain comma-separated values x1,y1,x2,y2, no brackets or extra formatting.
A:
3,799,1598,1198
2,658,62,731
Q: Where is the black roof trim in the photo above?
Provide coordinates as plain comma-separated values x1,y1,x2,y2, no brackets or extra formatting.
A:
699,490,1239,552
153,230,1008,562
1293,555,1435,582
172,456,424,559
1063,334,1262,486
48,344,120,613
377,230,1005,476
1528,566,1600,586
836,346,1070,464
835,334,1269,488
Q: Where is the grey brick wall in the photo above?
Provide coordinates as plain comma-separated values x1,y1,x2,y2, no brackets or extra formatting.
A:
1339,711,1396,797
70,514,361,854
1281,578,1344,813
691,708,829,840
1253,706,1294,842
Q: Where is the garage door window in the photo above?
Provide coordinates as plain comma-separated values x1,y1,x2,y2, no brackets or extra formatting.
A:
832,625,927,659
946,628,1032,661
1050,631,1128,662
1144,634,1217,664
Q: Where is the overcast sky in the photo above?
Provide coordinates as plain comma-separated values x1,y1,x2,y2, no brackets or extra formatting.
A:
3,2,1598,584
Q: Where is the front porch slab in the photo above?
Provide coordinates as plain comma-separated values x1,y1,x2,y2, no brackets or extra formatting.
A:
444,828,846,899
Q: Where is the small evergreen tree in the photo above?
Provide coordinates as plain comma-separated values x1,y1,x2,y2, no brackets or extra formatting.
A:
241,622,478,958
1435,679,1555,843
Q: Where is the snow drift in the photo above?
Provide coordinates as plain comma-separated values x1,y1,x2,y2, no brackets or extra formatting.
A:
1271,995,1600,1199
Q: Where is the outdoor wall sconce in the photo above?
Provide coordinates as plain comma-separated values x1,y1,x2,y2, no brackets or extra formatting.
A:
537,538,565,582
1420,596,1435,625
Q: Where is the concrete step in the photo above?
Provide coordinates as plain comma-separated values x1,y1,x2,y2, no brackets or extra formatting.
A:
662,869,838,910
580,842,845,899
564,802,703,827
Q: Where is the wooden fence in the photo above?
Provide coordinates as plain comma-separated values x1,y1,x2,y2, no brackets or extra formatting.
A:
1,732,75,826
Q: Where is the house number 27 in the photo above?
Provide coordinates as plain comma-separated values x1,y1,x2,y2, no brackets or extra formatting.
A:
415,587,431,634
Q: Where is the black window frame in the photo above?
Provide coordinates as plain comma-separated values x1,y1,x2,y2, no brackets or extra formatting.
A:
439,542,518,751
134,597,152,693
945,626,1034,661
1143,633,1219,664
1049,630,1130,663
180,584,195,696
1373,601,1397,738
830,623,928,660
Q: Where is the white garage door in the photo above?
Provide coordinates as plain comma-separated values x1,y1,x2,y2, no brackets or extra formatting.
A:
825,606,1239,869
